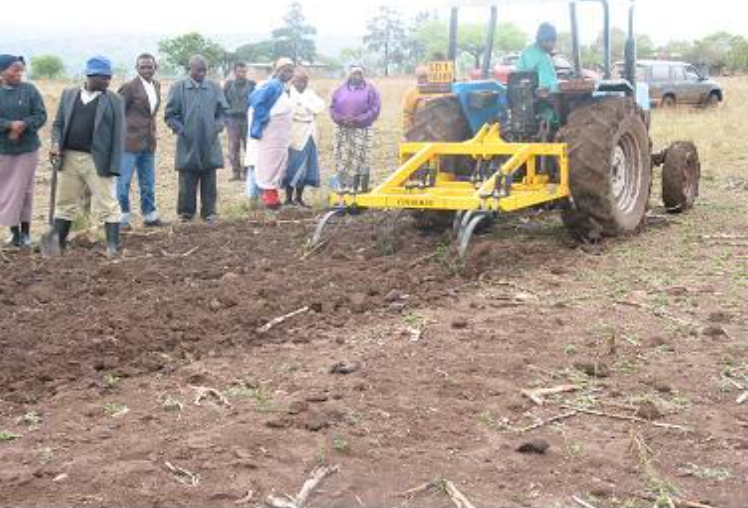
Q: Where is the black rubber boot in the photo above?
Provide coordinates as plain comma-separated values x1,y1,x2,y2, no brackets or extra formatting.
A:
19,222,31,248
295,187,310,208
53,219,72,251
104,222,121,257
7,226,21,247
284,186,295,206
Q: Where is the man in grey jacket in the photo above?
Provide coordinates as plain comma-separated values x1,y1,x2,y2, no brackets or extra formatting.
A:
164,55,228,224
50,55,125,256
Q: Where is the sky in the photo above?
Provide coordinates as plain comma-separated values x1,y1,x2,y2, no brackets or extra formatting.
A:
1,0,747,47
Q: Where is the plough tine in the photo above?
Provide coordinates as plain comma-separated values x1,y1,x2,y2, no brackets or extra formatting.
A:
311,209,346,248
458,213,492,260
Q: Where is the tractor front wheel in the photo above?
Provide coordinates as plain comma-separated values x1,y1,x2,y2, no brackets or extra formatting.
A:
557,97,653,241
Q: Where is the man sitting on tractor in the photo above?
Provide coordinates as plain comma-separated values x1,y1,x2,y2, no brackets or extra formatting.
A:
517,23,560,93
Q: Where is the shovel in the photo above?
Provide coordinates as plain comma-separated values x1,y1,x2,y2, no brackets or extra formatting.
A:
39,156,62,258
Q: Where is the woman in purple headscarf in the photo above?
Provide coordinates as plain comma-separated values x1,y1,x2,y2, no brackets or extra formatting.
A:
0,55,47,248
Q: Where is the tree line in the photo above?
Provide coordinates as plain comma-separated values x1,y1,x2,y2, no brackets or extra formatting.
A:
24,4,748,79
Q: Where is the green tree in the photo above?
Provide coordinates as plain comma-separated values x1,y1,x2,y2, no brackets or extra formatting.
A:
158,32,226,72
728,36,748,72
494,22,528,54
236,41,276,63
364,6,407,76
271,2,317,64
30,55,65,79
690,32,735,73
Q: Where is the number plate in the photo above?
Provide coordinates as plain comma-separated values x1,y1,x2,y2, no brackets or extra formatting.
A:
428,61,455,84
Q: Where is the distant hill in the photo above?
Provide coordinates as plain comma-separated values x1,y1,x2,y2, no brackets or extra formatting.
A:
0,29,361,76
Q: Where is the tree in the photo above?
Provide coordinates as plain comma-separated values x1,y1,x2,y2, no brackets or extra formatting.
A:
272,2,317,64
158,32,226,72
236,41,276,63
30,55,64,80
494,22,528,55
728,36,748,73
364,6,407,76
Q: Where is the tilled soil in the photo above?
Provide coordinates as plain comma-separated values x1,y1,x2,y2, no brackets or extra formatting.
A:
0,208,747,508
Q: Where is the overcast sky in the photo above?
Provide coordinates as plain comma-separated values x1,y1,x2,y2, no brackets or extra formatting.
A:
2,0,746,46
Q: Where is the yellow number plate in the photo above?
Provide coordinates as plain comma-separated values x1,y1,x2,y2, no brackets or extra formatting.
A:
428,61,455,84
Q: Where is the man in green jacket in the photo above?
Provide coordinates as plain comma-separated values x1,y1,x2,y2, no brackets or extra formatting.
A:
517,23,559,93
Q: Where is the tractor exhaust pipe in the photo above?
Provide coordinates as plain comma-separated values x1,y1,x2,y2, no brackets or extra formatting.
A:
481,5,498,79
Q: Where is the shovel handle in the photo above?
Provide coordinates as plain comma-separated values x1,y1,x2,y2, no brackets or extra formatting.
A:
48,156,62,227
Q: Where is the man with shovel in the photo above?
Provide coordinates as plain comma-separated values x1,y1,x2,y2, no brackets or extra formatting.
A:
49,56,125,256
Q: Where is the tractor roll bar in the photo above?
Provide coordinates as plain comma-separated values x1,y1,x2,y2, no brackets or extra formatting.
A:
448,7,459,61
481,5,499,78
578,0,611,78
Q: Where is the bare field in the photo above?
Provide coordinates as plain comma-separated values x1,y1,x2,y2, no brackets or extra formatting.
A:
0,77,746,508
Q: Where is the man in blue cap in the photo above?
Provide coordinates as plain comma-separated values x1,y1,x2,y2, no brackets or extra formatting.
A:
50,55,125,256
517,23,560,93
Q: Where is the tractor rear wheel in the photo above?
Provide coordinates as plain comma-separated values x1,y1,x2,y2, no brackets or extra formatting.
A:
406,95,473,232
662,141,700,213
557,97,653,241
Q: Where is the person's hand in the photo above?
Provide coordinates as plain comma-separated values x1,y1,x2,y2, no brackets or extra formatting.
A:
49,144,61,164
9,121,26,134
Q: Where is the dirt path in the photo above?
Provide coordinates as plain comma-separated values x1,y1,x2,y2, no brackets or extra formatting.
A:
1,191,746,507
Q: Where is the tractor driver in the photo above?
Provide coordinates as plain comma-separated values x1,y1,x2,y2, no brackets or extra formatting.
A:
517,23,560,93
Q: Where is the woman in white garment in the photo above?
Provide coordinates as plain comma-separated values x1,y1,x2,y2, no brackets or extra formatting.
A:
282,67,325,207
245,58,295,210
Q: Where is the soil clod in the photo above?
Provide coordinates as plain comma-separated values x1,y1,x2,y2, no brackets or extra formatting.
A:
517,439,550,455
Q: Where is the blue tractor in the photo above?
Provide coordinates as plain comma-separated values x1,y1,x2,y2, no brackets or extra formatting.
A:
317,0,701,255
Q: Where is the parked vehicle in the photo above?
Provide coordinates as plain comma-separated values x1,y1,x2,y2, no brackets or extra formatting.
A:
493,53,600,84
616,60,723,108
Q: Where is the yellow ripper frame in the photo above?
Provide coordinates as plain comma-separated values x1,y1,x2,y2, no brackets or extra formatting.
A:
330,124,570,213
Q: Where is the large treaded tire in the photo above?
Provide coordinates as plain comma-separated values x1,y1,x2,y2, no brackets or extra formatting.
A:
557,97,653,241
406,95,473,143
405,95,473,233
662,141,700,213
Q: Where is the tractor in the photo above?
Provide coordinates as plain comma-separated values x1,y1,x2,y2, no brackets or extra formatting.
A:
313,0,701,258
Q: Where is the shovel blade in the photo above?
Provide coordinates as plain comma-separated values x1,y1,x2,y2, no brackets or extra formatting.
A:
39,230,61,258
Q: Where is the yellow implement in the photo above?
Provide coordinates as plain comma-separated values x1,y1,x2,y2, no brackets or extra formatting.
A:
331,124,569,213
314,124,571,258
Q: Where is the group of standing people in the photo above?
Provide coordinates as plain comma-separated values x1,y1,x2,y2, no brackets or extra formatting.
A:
0,51,383,256
245,60,382,210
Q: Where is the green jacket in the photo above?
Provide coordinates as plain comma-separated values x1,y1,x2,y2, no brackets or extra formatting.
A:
516,44,559,92
0,82,47,155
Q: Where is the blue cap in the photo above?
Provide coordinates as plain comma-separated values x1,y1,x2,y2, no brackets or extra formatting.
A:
85,56,112,77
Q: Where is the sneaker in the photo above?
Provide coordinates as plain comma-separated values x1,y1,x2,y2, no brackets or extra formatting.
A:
144,218,169,228
204,215,219,226
295,198,311,209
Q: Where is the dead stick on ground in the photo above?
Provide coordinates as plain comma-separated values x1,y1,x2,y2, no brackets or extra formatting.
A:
258,306,311,334
191,386,231,407
161,246,200,258
235,490,255,505
615,300,698,329
300,239,329,261
397,481,436,498
563,405,692,432
641,494,715,508
295,465,340,507
443,480,476,508
265,465,340,508
573,495,600,508
164,461,200,487
410,251,439,268
517,411,579,433
522,384,580,406
737,391,748,405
